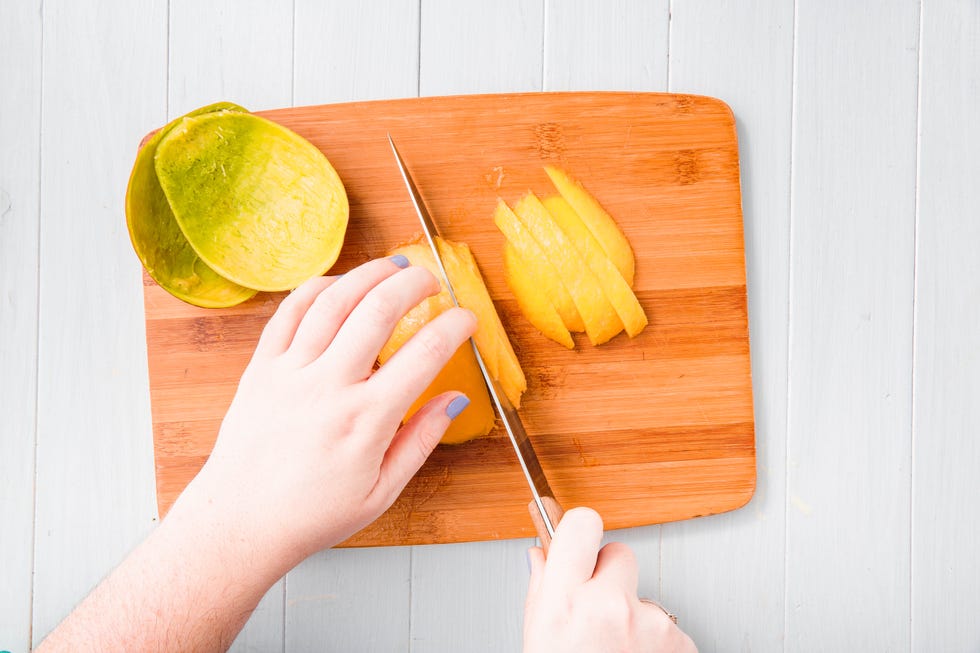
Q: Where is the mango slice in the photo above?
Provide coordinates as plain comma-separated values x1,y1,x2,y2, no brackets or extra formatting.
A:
512,193,623,346
436,238,527,408
494,201,585,333
542,196,647,337
544,166,635,286
378,241,519,444
125,102,257,308
503,243,575,349
154,111,349,292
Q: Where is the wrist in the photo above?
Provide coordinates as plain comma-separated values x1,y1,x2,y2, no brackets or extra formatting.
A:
163,470,302,589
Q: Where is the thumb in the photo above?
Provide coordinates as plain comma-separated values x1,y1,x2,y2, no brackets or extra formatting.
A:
375,392,470,501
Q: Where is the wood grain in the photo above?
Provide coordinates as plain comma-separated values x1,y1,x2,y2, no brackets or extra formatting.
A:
658,2,793,650
145,91,754,547
0,1,41,649
913,1,980,649
410,15,541,653
32,0,164,643
786,1,919,650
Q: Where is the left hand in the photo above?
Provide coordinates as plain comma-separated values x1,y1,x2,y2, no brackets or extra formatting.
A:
170,256,476,569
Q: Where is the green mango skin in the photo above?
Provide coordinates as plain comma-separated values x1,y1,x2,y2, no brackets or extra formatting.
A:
154,111,350,292
126,102,257,308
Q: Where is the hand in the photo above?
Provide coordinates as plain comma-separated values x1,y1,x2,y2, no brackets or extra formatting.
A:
171,256,477,569
524,508,698,652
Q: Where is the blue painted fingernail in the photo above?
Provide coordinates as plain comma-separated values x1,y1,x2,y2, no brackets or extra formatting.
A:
446,395,471,420
389,254,410,269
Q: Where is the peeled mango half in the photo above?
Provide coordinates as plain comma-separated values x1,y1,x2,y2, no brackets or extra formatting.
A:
154,111,349,292
126,102,257,308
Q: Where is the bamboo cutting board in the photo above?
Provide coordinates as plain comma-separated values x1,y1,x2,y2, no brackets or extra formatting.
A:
143,92,754,546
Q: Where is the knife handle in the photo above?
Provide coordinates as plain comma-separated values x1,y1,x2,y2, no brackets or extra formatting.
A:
528,496,565,556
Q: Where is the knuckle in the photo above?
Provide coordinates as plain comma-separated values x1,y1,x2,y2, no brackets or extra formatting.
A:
413,326,453,362
359,293,402,329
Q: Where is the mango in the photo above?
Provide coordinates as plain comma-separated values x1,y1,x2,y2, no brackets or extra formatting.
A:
512,193,622,346
154,110,349,292
503,243,574,349
125,102,257,308
542,196,647,337
379,236,526,444
435,238,526,408
544,166,635,286
494,200,585,333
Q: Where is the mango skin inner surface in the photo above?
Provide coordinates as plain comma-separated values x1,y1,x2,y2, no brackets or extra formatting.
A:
154,111,349,292
125,102,257,308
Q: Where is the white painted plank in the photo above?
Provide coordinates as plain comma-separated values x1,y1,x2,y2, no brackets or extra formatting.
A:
294,0,419,106
31,0,165,644
410,541,528,653
410,4,545,651
544,0,670,626
0,1,41,651
419,0,544,95
166,2,294,649
168,0,293,116
659,2,794,650
544,0,668,92
285,547,412,651
913,1,980,649
287,3,420,650
786,1,919,650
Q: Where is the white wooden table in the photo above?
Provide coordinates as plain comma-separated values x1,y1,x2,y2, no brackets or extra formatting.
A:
2,1,978,651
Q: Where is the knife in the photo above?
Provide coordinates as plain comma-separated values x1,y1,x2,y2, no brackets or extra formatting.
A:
387,135,565,552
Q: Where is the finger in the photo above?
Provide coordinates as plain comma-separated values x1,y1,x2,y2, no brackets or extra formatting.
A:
636,601,695,650
591,542,639,593
286,256,409,364
317,265,441,382
373,392,469,502
254,275,338,357
541,506,604,593
526,546,546,600
366,307,477,425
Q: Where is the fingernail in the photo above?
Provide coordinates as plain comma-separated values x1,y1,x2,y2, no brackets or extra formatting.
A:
389,254,410,269
446,395,471,420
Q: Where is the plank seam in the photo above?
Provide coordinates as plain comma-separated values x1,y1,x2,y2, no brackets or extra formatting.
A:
29,1,45,647
415,0,422,98
408,547,415,652
540,0,547,91
783,0,800,649
666,0,673,92
909,0,925,649
290,0,296,108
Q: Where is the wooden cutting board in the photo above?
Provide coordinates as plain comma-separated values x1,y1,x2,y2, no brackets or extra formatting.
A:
144,92,754,547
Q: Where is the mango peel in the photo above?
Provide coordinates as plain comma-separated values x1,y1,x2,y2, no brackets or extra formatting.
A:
126,102,257,308
126,103,350,306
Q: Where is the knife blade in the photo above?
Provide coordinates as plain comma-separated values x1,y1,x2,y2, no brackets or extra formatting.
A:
387,134,565,548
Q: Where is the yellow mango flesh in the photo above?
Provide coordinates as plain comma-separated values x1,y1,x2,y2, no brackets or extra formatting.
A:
379,240,508,444
542,196,647,338
544,166,635,286
503,243,575,349
436,238,527,408
512,193,623,346
155,111,349,292
125,102,257,308
493,201,585,333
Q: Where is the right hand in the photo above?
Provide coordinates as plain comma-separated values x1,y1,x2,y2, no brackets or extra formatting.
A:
524,507,698,652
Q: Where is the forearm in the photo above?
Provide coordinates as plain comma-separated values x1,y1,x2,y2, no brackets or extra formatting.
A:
37,478,292,653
